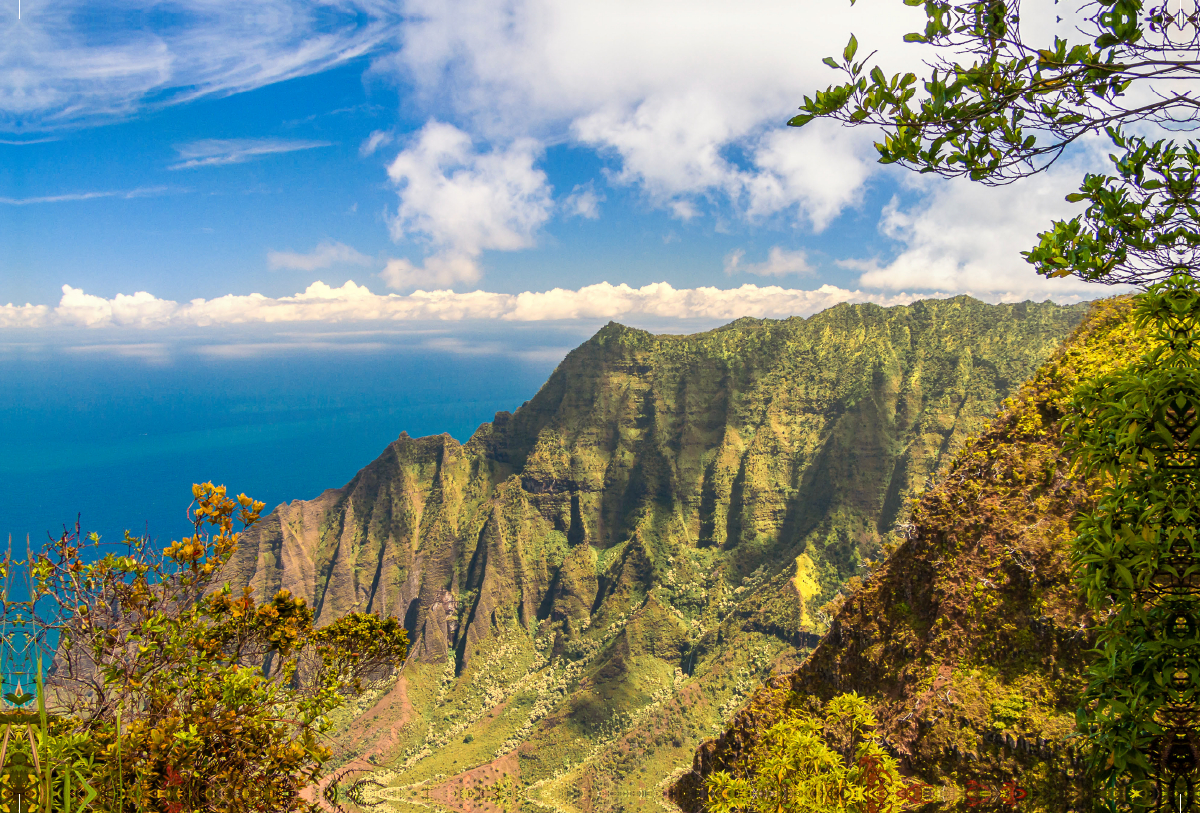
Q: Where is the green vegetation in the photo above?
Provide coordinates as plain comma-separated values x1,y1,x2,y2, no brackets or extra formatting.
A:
670,297,1148,812
1065,277,1200,807
704,692,901,813
26,482,408,812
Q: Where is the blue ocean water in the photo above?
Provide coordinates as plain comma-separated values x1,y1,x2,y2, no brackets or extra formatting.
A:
0,340,565,554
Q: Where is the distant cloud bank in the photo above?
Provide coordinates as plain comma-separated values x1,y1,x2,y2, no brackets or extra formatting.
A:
0,280,988,329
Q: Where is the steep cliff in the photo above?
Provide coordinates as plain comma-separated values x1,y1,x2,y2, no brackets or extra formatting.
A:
670,296,1142,813
217,296,1087,811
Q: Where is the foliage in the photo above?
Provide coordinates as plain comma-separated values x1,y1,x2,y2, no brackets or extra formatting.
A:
22,482,409,812
703,692,902,813
1025,132,1200,286
1064,275,1200,808
790,0,1196,183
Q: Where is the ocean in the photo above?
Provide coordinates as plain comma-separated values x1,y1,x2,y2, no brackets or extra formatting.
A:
0,334,569,557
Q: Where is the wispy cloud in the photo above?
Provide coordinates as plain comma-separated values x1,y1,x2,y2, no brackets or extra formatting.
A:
191,341,389,358
0,279,1042,331
359,130,394,157
62,343,173,363
267,241,374,272
0,186,171,205
170,138,332,170
0,0,403,132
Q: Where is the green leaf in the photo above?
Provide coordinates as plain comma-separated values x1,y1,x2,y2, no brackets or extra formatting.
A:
843,34,858,63
788,114,815,128
903,33,927,43
1066,192,1089,202
1114,563,1134,589
822,56,839,69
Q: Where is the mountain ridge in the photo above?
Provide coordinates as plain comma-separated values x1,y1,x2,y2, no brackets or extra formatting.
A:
214,295,1089,811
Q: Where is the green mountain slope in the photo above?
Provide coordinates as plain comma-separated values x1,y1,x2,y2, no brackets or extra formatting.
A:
670,296,1142,812
217,296,1086,812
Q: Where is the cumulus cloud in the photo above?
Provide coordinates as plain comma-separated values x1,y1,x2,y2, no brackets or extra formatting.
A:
743,126,877,230
501,282,920,320
7,280,967,329
267,241,373,272
383,121,554,289
573,100,877,230
381,0,1149,284
724,246,813,277
55,286,180,328
389,0,935,227
0,0,402,132
0,302,50,328
170,138,332,170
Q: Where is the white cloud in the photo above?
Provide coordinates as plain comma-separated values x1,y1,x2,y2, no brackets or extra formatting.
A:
9,279,971,329
0,0,402,132
383,0,1171,263
55,286,180,328
383,121,554,289
743,126,876,230
170,138,331,170
267,241,373,272
0,302,50,328
380,251,482,289
724,246,813,277
563,183,603,219
390,0,933,226
360,130,394,156
191,341,388,358
502,282,913,320
849,143,1127,300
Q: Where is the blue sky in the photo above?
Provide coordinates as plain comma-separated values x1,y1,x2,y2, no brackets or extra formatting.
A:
0,0,1115,342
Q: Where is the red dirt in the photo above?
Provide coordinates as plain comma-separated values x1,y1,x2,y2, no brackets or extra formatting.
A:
425,750,521,813
300,675,414,811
